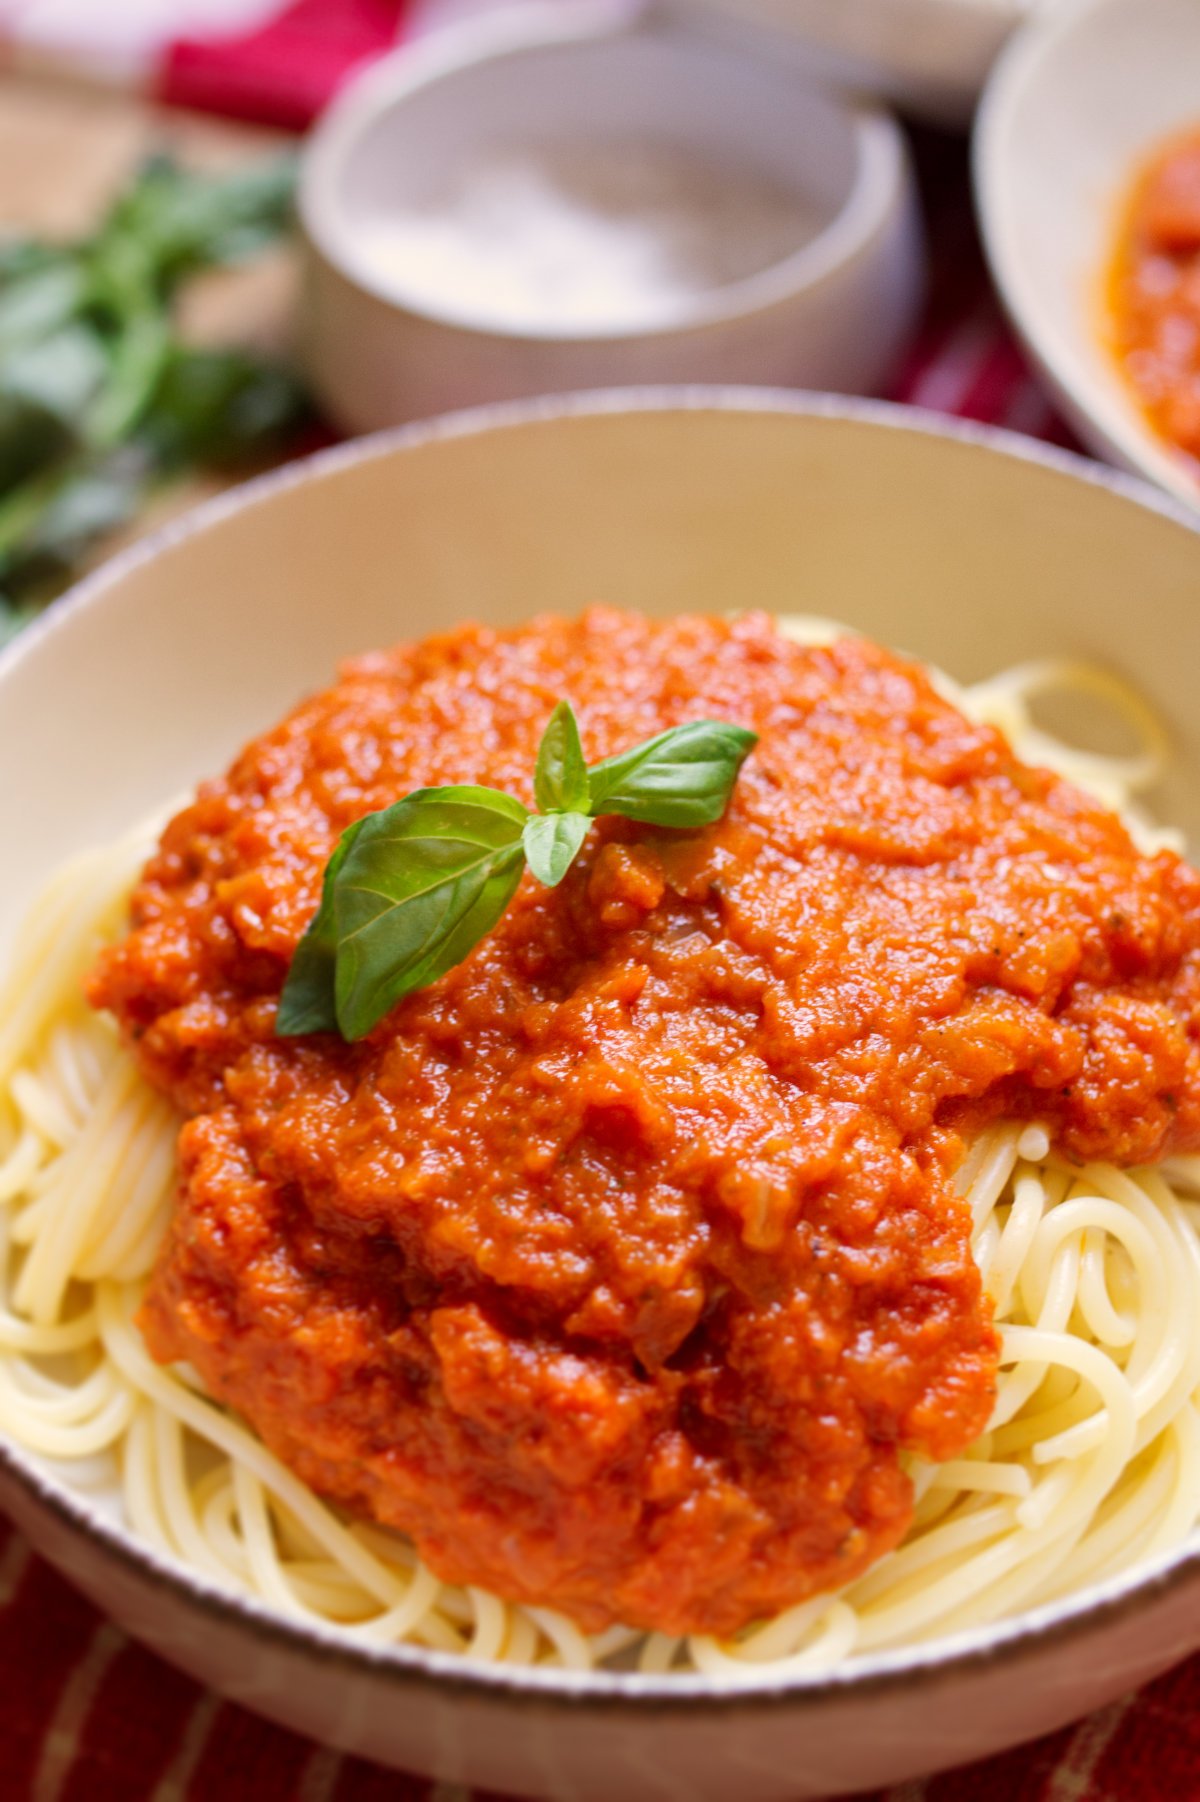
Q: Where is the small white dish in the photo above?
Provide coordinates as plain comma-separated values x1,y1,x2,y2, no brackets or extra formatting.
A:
672,0,1033,124
4,392,1200,1797
298,8,923,431
975,0,1200,509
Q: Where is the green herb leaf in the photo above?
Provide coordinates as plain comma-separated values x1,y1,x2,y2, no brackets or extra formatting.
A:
585,719,758,827
331,787,529,1041
146,346,310,468
276,702,757,1044
275,818,368,1036
523,810,590,887
0,389,75,496
85,309,173,449
98,154,299,296
0,449,150,593
0,261,85,358
534,699,590,815
4,323,108,421
0,152,307,645
0,309,105,517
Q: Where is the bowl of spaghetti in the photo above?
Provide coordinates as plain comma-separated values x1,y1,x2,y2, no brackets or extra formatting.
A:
3,390,1200,1799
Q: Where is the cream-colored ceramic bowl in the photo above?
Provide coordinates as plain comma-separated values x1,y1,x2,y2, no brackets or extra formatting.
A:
975,0,1200,508
674,0,1034,123
298,11,922,431
3,394,1200,1799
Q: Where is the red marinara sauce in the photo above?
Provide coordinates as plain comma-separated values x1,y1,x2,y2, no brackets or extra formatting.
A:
89,611,1200,1638
1110,129,1200,468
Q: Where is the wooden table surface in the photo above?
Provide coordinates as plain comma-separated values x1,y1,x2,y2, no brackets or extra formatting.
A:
0,73,303,559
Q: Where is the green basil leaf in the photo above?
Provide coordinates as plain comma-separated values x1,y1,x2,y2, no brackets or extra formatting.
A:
534,699,590,815
0,260,85,358
586,719,758,828
85,308,173,449
147,346,310,469
97,153,298,294
275,817,367,1036
332,786,528,1041
15,450,148,572
275,702,759,1044
523,810,590,888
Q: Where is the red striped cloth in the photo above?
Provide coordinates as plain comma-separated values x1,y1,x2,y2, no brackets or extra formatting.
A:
887,128,1077,446
160,0,409,130
0,11,1192,1799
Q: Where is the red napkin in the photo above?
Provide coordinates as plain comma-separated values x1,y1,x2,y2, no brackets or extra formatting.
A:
161,0,410,129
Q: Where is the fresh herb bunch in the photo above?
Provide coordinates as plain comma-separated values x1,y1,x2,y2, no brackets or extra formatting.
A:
0,153,309,646
278,701,758,1042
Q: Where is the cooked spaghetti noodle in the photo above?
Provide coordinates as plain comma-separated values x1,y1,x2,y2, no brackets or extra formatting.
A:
2,629,1199,1677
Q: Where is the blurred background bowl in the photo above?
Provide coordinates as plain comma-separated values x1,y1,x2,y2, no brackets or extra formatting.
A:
975,0,1200,509
669,0,1031,124
298,8,923,433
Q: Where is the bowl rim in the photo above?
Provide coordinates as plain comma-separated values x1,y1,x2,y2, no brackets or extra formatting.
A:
669,0,1028,116
5,385,1200,1712
297,7,910,346
972,0,1200,510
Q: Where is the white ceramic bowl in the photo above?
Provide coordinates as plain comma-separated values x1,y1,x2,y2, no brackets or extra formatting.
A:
975,0,1200,509
4,393,1200,1799
298,10,923,431
673,0,1033,123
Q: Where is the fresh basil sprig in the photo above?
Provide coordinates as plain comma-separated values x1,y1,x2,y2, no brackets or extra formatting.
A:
0,154,308,647
276,701,757,1042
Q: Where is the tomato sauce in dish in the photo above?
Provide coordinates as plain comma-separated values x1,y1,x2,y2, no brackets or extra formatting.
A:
1110,129,1200,468
89,611,1200,1638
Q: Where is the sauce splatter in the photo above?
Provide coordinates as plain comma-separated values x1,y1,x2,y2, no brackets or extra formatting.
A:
89,611,1200,1636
